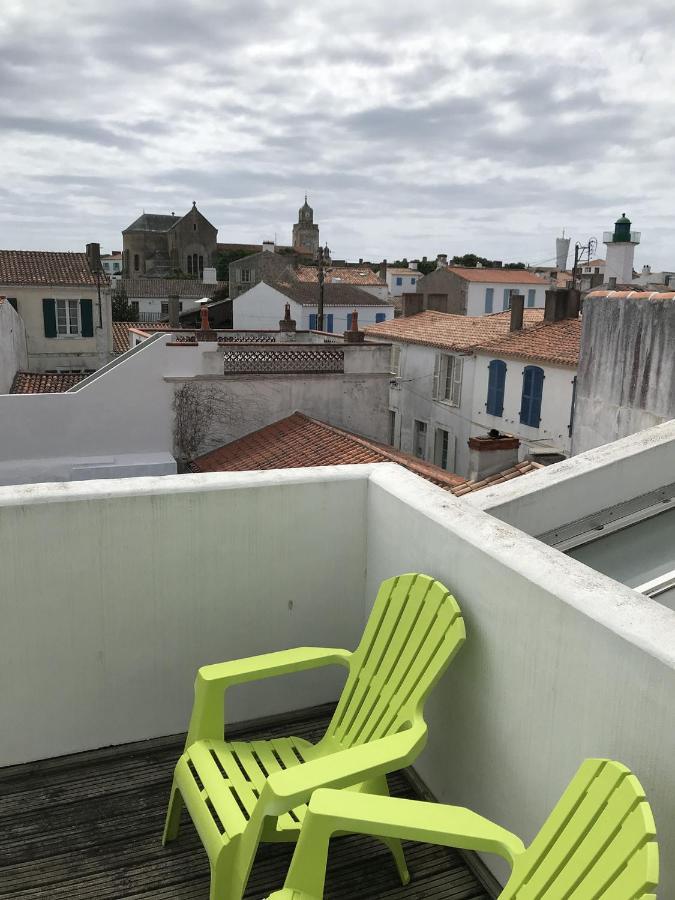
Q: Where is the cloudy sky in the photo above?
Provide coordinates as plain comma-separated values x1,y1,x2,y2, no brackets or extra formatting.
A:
1,0,674,268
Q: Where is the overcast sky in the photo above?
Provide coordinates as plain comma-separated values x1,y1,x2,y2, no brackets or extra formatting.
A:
1,0,674,268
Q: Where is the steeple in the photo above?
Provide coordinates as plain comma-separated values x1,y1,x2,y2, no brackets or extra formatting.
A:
298,195,314,224
292,195,320,256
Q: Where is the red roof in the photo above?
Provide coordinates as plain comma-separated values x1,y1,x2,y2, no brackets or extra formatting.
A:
0,251,102,287
364,309,544,351
112,321,175,354
295,265,385,287
10,371,90,393
189,412,542,495
474,318,582,367
446,267,546,285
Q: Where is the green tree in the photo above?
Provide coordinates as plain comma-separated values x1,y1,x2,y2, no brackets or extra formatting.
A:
111,284,138,322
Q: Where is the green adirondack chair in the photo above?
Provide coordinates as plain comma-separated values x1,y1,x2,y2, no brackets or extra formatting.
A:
267,758,659,899
163,573,465,900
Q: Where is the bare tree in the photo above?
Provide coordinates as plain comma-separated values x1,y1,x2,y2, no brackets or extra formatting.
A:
172,383,217,463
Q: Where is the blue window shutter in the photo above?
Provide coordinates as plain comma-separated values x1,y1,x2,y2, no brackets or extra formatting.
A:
42,299,57,337
376,312,386,323
520,365,544,427
309,313,317,330
486,360,506,416
527,289,536,308
484,288,493,313
396,277,402,286
80,299,94,337
347,313,353,329
503,288,511,310
326,314,333,332
411,277,416,285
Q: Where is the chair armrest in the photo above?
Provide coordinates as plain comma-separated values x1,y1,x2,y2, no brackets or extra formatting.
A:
271,789,524,900
263,723,427,815
185,647,352,746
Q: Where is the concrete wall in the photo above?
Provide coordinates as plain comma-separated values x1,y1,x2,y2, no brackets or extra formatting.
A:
415,267,465,314
0,300,28,393
472,352,576,458
0,468,369,764
389,342,474,476
365,464,675,895
573,292,675,455
0,282,112,371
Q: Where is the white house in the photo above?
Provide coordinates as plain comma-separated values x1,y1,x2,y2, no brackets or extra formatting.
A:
120,277,227,322
366,298,580,478
232,279,394,332
101,251,123,280
385,264,421,297
295,264,389,301
413,264,548,317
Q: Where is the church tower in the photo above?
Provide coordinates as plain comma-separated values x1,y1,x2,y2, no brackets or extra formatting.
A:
292,196,320,256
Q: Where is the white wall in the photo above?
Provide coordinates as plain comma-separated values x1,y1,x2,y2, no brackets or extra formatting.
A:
0,300,28,393
466,281,546,316
472,353,575,457
386,271,420,296
0,468,369,764
233,283,394,332
389,342,475,477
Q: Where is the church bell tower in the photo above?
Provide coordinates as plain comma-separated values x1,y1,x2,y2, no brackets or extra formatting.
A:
292,195,320,256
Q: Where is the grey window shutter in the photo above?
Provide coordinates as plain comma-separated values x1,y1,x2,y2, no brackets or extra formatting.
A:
80,299,94,337
43,299,57,337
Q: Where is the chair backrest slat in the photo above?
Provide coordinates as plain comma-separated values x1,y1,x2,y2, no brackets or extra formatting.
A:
501,759,658,899
327,574,464,748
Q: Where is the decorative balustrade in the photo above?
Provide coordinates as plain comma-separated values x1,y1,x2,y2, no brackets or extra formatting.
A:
222,346,345,375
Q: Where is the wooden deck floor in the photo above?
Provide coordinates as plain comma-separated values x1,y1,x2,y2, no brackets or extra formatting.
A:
0,705,491,899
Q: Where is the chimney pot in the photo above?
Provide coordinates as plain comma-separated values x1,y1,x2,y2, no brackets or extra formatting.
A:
343,308,365,343
509,293,524,331
279,302,296,332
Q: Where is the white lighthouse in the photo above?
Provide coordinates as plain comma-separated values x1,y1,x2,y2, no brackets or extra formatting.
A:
603,213,640,285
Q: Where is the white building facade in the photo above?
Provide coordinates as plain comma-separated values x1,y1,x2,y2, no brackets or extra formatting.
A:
385,265,420,297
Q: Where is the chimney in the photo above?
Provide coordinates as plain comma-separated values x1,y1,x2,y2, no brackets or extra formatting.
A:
467,433,520,481
379,259,387,280
202,266,217,284
262,240,275,253
196,302,217,341
343,309,365,343
544,288,568,322
436,253,448,269
642,264,651,275
278,302,296,333
168,294,180,327
608,276,617,289
85,242,102,273
509,293,524,331
409,260,418,271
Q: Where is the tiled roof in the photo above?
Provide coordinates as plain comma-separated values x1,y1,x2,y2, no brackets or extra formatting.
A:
387,268,419,276
189,412,542,496
474,317,582,367
445,267,546,285
295,265,386,287
586,290,675,301
9,371,90,393
0,250,101,287
120,278,227,299
451,460,543,495
111,321,175,354
270,279,392,307
364,309,544,351
123,213,180,233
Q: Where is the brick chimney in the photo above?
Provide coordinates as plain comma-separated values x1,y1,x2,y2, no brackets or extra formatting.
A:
196,302,217,341
343,309,365,343
468,432,520,481
85,242,102,273
278,302,296,332
436,253,448,269
379,259,388,280
509,293,524,331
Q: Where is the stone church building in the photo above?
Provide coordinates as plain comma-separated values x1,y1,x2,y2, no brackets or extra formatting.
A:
292,197,320,256
122,202,217,278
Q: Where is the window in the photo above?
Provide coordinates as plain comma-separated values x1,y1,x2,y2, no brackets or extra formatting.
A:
326,314,333,332
187,255,193,275
161,301,169,316
240,268,251,283
388,410,397,447
484,287,494,314
56,300,80,335
396,277,403,286
413,420,427,459
390,344,401,376
134,254,140,272
486,359,507,416
347,312,354,329
594,267,600,274
375,312,386,323
434,428,452,470
411,277,416,285
130,301,139,316
433,354,463,407
503,288,512,310
520,365,544,427
309,313,317,330
527,289,536,308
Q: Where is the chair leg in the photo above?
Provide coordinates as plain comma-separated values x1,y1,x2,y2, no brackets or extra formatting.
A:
162,783,184,845
209,818,266,900
380,835,410,885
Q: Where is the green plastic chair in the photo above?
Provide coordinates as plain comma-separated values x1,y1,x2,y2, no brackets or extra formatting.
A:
163,573,465,900
267,758,659,899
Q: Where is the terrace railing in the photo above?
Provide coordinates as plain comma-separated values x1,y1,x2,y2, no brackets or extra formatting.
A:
222,345,345,374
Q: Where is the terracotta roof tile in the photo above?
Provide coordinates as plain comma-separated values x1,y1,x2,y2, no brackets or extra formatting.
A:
444,267,547,285
112,321,175,354
0,250,102,287
10,371,90,393
474,318,582,367
121,278,227,298
270,279,392,307
295,265,386,287
364,309,544,352
189,412,541,496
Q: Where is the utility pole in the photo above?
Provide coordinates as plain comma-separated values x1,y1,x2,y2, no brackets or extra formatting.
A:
317,244,326,331
571,237,597,291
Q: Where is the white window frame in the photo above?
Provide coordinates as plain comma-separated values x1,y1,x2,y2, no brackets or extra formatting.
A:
240,268,251,284
56,299,81,337
433,353,463,407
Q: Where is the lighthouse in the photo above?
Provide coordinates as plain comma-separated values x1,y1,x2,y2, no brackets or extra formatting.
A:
603,213,640,285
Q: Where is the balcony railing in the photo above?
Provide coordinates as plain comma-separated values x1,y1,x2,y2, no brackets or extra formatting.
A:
222,345,345,374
